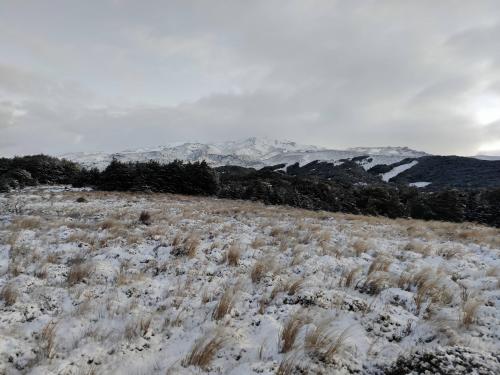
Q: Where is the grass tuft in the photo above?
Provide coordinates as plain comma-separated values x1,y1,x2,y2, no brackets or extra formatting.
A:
0,284,18,306
182,330,227,369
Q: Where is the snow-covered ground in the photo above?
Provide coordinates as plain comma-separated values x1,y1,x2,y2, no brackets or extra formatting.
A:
0,187,499,374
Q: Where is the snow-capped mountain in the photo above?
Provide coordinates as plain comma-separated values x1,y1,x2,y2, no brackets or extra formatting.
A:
60,137,429,170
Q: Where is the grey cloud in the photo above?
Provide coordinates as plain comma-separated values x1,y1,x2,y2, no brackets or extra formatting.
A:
1,0,500,156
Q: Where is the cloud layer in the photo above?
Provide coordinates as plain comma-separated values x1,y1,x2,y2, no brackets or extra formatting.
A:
1,0,500,156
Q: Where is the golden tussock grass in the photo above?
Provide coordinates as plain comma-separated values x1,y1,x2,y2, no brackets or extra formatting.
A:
304,322,351,363
270,226,285,238
251,258,273,283
461,297,483,328
67,262,92,286
170,232,200,258
352,239,369,256
276,353,301,375
367,256,392,275
364,271,396,295
279,313,306,353
397,271,413,290
0,283,18,306
250,237,267,249
285,277,305,296
182,329,227,369
404,241,432,257
125,316,152,339
40,320,58,359
11,216,42,230
341,267,361,288
437,246,463,260
100,219,117,230
227,243,241,266
413,274,452,315
212,286,238,320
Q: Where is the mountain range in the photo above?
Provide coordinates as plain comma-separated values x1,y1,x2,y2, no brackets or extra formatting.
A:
59,137,500,190
60,137,428,170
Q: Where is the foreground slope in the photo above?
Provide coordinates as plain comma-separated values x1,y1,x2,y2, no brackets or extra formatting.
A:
0,187,499,374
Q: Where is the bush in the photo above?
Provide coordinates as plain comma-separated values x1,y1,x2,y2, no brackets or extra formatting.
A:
139,210,152,225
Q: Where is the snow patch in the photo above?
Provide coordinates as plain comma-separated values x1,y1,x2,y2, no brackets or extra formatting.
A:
381,160,418,182
409,181,431,188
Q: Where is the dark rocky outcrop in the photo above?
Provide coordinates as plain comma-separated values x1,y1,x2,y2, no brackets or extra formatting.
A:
377,346,500,375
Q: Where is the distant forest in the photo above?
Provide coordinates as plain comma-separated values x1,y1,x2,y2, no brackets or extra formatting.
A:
1,154,499,227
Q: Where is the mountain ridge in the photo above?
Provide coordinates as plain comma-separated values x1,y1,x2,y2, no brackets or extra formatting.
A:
60,137,429,170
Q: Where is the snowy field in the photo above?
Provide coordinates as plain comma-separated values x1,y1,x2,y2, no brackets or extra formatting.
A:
0,187,499,374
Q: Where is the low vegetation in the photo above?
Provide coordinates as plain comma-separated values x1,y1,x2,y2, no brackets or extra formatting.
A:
1,154,499,226
0,187,498,374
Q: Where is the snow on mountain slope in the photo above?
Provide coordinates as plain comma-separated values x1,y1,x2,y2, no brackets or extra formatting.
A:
381,160,419,182
474,155,500,161
60,138,428,170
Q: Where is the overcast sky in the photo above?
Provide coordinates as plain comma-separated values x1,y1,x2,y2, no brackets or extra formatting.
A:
1,0,500,156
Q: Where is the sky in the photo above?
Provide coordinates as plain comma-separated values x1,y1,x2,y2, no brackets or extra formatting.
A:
1,0,500,157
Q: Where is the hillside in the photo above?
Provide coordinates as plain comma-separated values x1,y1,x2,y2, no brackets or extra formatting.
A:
384,156,500,190
0,187,499,374
58,138,500,192
2,155,500,227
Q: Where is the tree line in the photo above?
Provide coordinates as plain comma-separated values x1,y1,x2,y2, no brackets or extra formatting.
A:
1,155,498,227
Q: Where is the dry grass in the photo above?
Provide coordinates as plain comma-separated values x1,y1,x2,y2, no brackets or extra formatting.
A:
251,258,272,283
251,237,266,249
285,277,305,296
100,219,117,230
414,274,452,315
437,246,463,260
276,353,301,375
125,316,152,339
318,230,332,243
40,321,58,359
171,232,200,258
297,230,313,245
397,271,413,290
404,241,432,257
46,252,59,264
67,262,92,286
212,286,238,320
304,322,351,363
0,283,18,306
279,314,306,353
270,226,285,238
352,239,369,256
171,232,182,248
278,236,290,252
184,234,200,258
341,267,361,288
367,256,392,275
364,271,395,295
227,243,241,266
11,216,41,230
182,330,227,369
461,298,482,328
